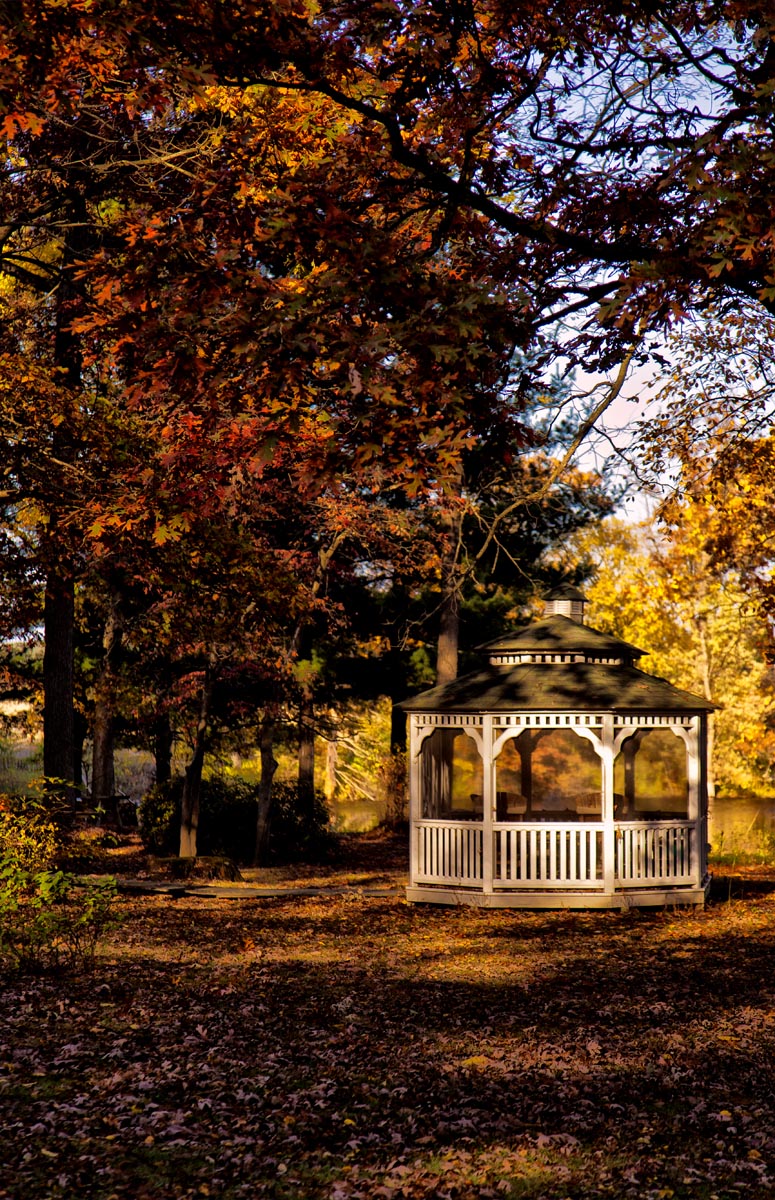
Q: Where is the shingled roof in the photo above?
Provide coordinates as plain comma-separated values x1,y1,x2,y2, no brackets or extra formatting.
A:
403,614,713,714
402,661,713,714
479,615,646,662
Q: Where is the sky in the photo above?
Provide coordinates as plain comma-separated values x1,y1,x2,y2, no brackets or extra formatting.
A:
566,361,666,524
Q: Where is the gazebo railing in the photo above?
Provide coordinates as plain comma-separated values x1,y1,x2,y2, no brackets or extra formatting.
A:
413,818,697,890
493,822,604,888
415,820,484,885
614,820,694,886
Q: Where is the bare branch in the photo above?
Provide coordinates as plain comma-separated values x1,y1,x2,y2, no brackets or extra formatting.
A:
472,324,647,567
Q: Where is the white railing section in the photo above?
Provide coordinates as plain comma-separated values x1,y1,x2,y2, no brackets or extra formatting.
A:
415,821,483,885
413,819,696,891
615,821,693,885
493,823,604,889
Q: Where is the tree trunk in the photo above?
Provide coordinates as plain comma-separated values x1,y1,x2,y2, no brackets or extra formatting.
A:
73,708,87,795
43,569,75,792
695,614,716,836
41,196,86,801
254,709,278,865
92,598,122,821
436,505,463,686
179,663,215,859
298,692,315,823
390,701,407,753
91,702,115,814
153,710,173,786
436,584,459,686
323,737,338,802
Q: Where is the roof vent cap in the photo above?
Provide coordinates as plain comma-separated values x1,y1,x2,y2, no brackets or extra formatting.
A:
544,584,587,624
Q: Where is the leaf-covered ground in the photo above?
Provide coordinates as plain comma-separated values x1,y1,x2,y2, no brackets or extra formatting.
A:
2,862,775,1199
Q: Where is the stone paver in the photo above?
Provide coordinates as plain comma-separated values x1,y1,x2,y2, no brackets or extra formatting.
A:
112,878,403,899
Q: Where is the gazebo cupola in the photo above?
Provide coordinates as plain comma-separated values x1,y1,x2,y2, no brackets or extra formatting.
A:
402,588,713,910
543,582,587,622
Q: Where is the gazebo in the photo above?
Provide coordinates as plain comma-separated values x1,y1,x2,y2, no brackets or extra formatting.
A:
402,586,713,909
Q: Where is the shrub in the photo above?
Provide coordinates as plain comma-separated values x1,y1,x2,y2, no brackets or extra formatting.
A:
0,803,59,873
0,796,120,973
139,776,337,864
138,777,254,859
270,781,338,863
0,866,119,973
376,751,409,831
137,783,179,857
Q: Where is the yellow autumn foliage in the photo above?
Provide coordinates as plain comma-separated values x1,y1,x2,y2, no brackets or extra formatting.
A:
573,515,775,797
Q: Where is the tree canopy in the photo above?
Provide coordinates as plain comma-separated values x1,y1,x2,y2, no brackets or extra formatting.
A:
3,1,775,842
7,1,775,351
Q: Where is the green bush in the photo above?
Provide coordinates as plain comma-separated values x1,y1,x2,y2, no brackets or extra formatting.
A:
0,803,59,873
139,776,337,864
376,751,409,831
137,783,179,856
0,866,119,973
270,781,338,864
0,797,120,973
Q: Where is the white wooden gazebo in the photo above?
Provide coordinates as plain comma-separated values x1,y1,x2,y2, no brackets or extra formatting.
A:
403,587,712,909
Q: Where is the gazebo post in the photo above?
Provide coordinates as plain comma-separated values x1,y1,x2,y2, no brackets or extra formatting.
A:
622,735,639,817
686,715,701,888
699,714,710,879
408,715,420,888
518,732,533,815
601,713,616,897
482,714,495,896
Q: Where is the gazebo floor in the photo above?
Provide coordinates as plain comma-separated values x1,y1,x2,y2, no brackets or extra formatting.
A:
406,883,710,909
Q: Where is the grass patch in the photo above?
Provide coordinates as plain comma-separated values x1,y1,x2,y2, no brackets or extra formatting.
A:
710,826,775,868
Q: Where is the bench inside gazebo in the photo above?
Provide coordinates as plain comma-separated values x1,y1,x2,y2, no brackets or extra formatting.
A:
402,586,712,909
